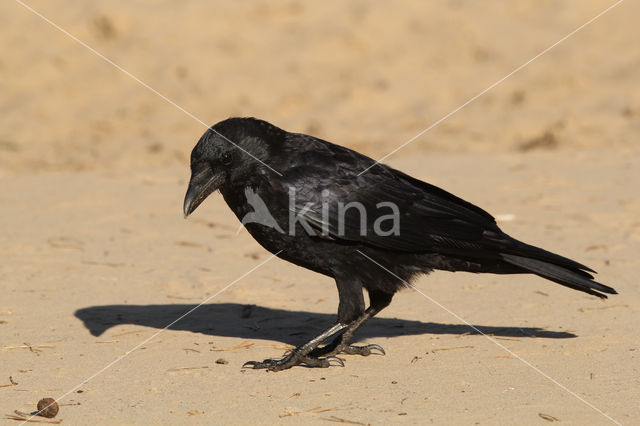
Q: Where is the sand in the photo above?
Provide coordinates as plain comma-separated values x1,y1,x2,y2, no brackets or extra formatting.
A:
1,1,638,424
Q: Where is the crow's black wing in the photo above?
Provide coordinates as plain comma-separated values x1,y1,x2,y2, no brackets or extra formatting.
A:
277,135,499,253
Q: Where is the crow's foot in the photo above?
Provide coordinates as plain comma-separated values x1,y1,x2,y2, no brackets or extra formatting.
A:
242,352,344,372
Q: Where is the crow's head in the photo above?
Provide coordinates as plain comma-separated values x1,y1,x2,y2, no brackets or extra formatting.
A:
183,117,283,217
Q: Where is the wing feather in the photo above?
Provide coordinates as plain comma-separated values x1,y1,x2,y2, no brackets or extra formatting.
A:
279,138,500,253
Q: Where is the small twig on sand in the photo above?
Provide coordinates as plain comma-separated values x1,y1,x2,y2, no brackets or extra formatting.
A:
321,416,369,425
5,411,62,424
431,345,474,353
0,377,18,388
166,366,209,372
280,407,336,418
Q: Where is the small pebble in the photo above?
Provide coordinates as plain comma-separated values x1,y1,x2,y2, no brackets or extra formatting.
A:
215,358,228,365
37,397,59,418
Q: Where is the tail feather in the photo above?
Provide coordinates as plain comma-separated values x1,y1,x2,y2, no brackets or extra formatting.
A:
486,232,596,273
500,253,617,299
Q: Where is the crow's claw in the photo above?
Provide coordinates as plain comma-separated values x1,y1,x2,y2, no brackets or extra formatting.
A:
241,359,282,370
327,356,345,367
365,344,386,356
242,360,265,369
340,343,386,356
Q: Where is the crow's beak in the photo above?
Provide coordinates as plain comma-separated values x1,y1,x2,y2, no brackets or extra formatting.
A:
183,167,224,218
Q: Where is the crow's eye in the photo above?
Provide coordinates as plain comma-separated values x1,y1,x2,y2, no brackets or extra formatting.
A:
221,153,232,165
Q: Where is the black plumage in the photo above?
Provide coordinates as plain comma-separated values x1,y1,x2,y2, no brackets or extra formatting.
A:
183,117,616,371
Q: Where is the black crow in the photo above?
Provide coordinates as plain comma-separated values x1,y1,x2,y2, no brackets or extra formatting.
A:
183,117,616,371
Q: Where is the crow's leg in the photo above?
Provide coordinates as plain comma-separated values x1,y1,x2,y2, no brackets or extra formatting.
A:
242,278,365,371
310,290,393,358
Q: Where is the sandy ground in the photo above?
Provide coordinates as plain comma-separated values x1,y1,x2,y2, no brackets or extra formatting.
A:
1,1,639,425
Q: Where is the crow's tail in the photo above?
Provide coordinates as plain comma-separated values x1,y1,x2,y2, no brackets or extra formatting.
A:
499,250,617,299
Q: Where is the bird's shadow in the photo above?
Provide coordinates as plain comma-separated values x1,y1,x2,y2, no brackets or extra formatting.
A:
74,303,576,344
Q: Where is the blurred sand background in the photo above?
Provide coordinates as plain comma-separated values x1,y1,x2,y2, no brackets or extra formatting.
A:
1,0,638,424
